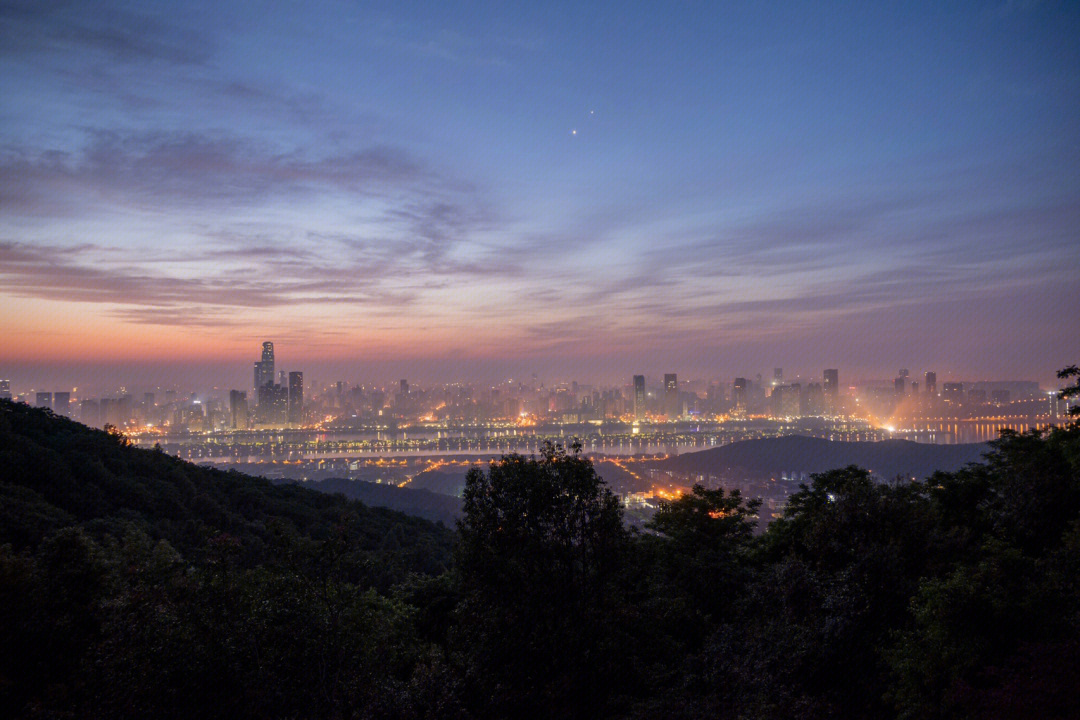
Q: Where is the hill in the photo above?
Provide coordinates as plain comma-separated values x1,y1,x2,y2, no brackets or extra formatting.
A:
662,435,988,480
409,465,474,496
0,399,454,579
283,477,463,525
407,456,650,498
0,399,460,719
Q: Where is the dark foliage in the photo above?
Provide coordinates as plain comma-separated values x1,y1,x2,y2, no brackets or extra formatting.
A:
0,399,454,718
454,441,631,719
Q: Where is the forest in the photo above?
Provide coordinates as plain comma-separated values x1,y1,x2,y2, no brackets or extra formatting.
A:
1,367,1078,719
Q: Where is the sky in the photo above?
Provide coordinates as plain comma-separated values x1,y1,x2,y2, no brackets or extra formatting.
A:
1,0,1078,390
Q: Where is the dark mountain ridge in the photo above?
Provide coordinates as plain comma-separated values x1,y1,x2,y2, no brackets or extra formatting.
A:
664,434,989,480
0,399,454,578
282,476,463,525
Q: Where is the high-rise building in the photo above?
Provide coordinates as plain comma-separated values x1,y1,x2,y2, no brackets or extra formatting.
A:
400,379,409,396
53,391,70,416
229,390,249,430
733,377,748,410
925,371,937,396
899,368,910,379
771,384,799,417
894,376,906,396
942,382,963,403
288,372,304,425
803,382,824,415
786,383,801,416
256,383,289,426
99,398,119,426
0,380,11,401
254,341,275,390
824,369,839,396
773,368,783,383
633,375,646,419
35,392,52,409
80,399,100,427
664,373,679,419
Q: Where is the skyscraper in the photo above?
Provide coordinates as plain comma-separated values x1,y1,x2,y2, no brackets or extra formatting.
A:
664,373,679,419
633,375,646,420
257,383,289,426
943,382,963,404
35,392,52,409
80,399,99,427
229,390,249,430
733,377,748,410
288,371,304,425
254,341,275,390
0,380,11,401
824,369,839,396
925,371,937,396
53,391,70,416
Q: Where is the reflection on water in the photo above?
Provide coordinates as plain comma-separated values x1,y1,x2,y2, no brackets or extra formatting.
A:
904,420,1057,444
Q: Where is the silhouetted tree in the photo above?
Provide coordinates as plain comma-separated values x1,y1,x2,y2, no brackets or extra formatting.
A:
455,441,629,719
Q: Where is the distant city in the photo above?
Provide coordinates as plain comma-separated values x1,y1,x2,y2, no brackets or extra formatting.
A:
5,339,1072,524
2,340,1071,449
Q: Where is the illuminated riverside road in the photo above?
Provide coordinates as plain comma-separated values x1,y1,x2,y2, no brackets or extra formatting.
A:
132,419,881,464
130,417,1065,465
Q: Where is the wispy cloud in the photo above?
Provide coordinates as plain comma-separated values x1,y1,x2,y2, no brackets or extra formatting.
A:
0,0,213,65
0,131,450,214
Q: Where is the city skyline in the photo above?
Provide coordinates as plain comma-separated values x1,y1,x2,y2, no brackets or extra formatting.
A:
4,338,1068,403
2,1,1079,387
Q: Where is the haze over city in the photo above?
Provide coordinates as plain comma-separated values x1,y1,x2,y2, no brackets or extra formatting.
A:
2,0,1078,390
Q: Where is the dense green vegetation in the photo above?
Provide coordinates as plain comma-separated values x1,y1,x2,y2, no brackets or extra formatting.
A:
2,369,1079,719
0,400,454,719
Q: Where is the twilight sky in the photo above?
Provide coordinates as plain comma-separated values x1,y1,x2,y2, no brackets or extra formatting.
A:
1,0,1078,389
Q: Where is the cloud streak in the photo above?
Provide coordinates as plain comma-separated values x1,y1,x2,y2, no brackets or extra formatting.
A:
0,0,213,65
0,131,451,215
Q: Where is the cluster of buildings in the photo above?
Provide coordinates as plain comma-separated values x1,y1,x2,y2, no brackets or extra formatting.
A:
229,341,305,429
2,349,1069,435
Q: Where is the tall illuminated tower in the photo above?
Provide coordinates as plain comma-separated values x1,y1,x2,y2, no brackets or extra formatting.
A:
733,378,748,410
288,372,304,425
633,375,646,420
664,373,679,419
925,371,937,396
253,341,275,389
230,390,249,430
824,369,839,396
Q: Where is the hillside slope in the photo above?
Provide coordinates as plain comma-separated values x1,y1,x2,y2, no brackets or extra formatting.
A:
663,435,988,480
285,477,463,525
0,400,454,579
